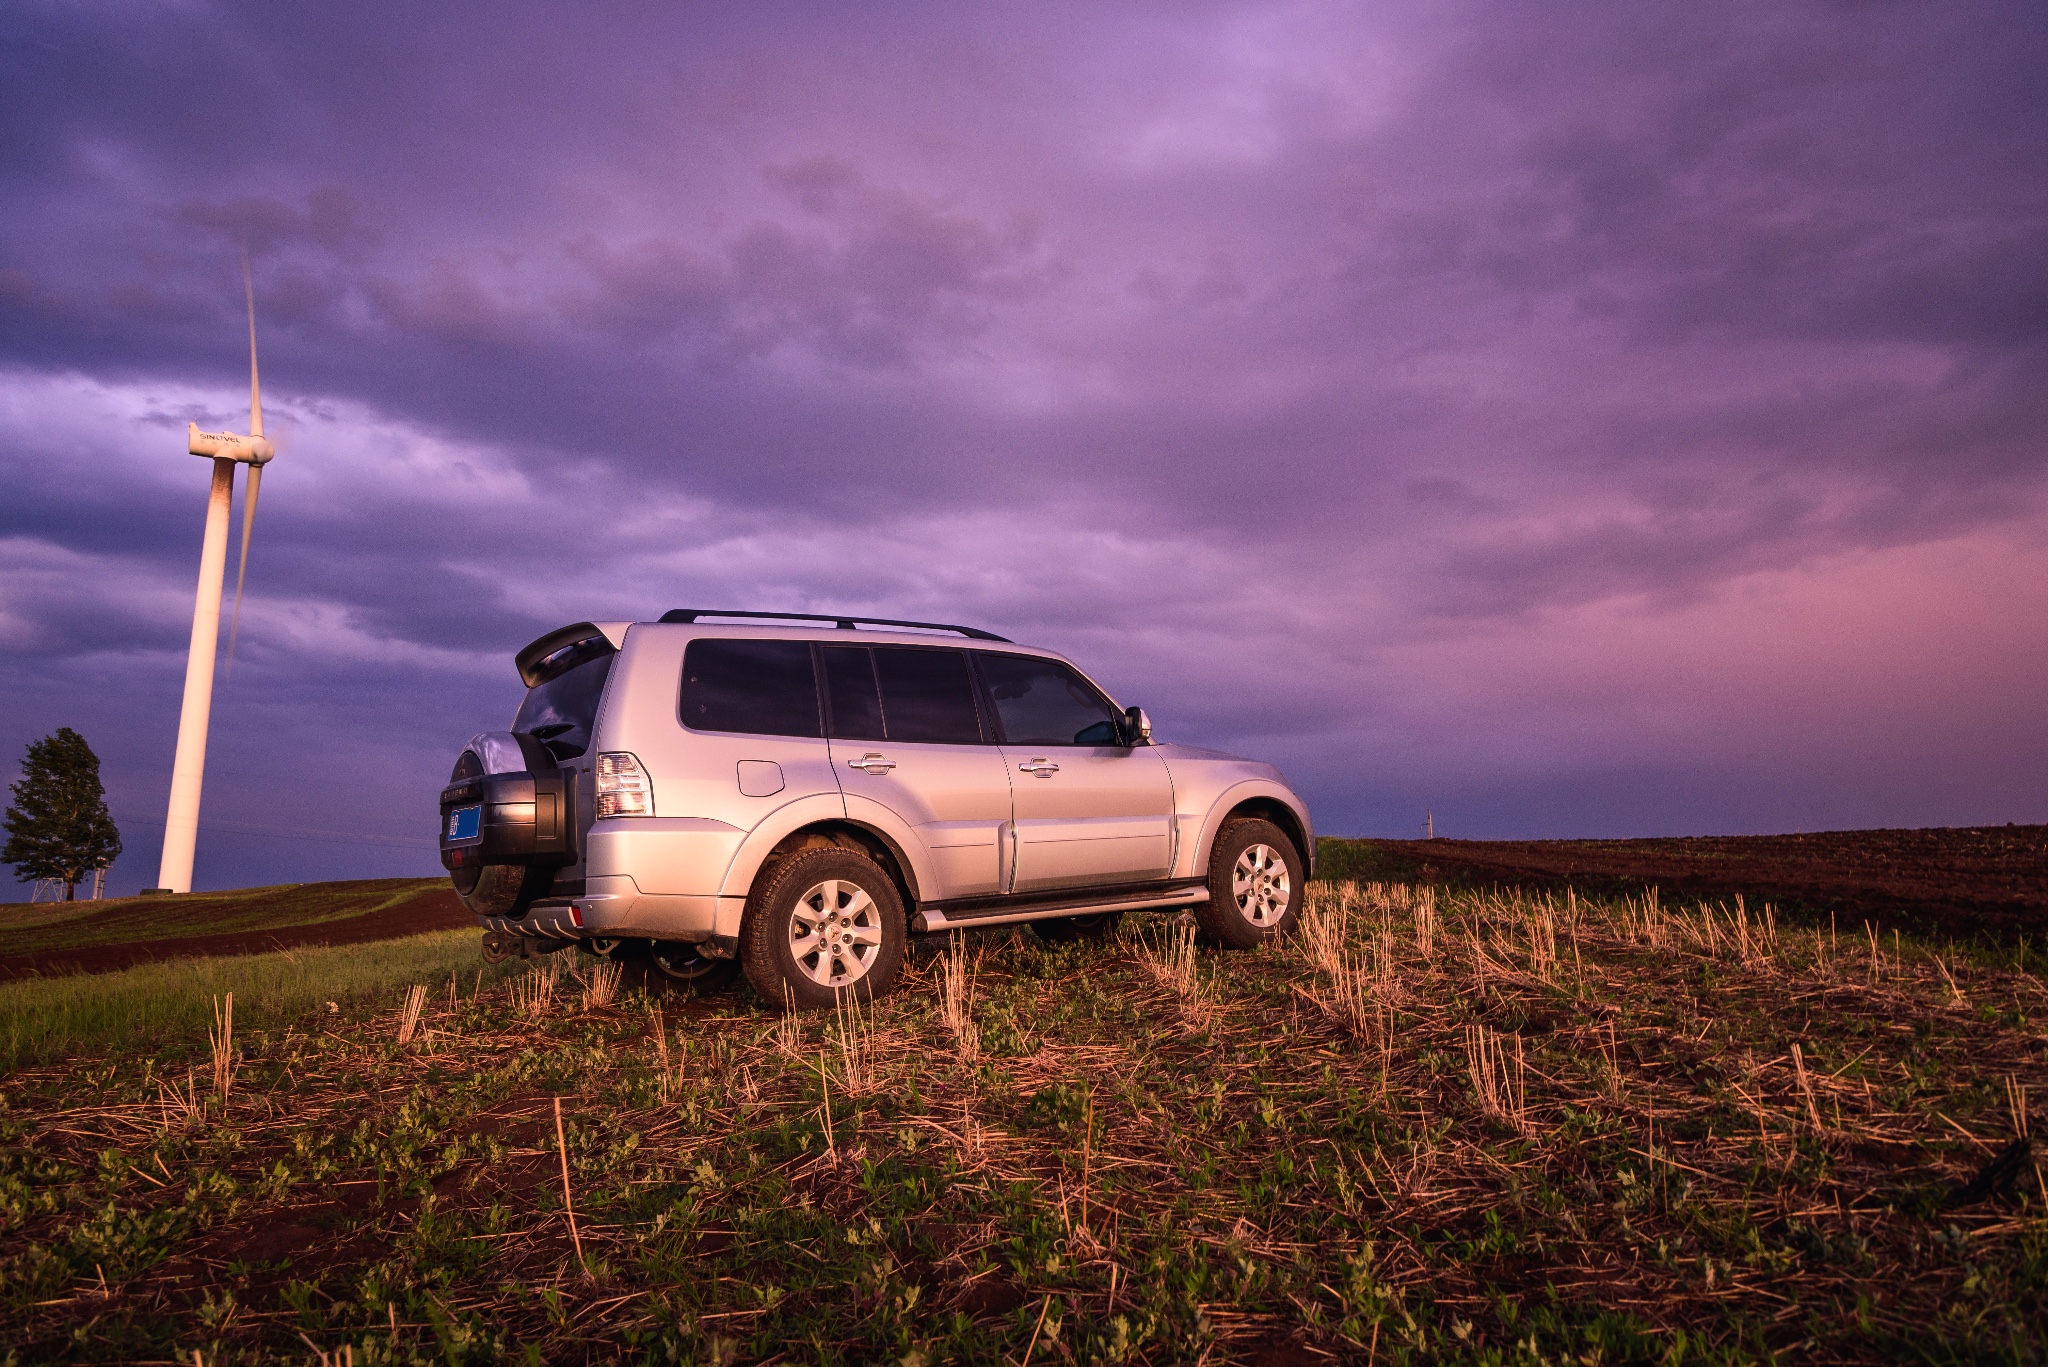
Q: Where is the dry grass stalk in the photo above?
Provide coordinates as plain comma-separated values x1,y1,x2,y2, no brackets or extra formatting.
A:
579,958,622,1012
553,1096,587,1277
938,935,981,1060
653,1015,675,1105
2006,1075,2029,1139
1297,889,1379,1039
829,988,880,1096
1413,884,1437,958
208,992,234,1107
395,983,428,1045
1464,1023,1529,1132
158,1070,204,1130
510,956,563,1019
771,989,804,1053
1137,917,1201,1001
1933,954,1966,1006
1526,897,1558,981
1790,1043,1823,1132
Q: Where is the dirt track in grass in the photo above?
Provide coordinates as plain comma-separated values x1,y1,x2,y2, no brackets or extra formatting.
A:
0,878,469,980
1319,824,2048,944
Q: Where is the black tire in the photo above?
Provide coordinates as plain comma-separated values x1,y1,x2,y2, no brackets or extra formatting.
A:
1033,911,1123,942
454,862,551,920
740,846,906,1010
639,940,740,995
1194,818,1304,949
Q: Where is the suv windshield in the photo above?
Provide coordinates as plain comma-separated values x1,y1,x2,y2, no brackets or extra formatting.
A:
515,648,616,760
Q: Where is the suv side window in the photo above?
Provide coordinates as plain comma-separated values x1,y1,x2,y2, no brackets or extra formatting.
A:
681,639,821,737
821,646,886,741
874,647,983,744
976,652,1123,746
823,645,984,745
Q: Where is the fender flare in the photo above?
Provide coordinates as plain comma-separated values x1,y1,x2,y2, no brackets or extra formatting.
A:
715,793,851,901
714,793,938,906
1192,780,1316,879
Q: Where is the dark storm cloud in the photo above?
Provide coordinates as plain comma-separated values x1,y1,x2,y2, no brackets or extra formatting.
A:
2,0,2045,890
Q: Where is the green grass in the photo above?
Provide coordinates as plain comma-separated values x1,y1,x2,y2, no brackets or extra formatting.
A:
2,882,2044,1363
0,928,513,1070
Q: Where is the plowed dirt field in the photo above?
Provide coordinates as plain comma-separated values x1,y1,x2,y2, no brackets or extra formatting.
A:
0,878,468,979
1318,823,2048,943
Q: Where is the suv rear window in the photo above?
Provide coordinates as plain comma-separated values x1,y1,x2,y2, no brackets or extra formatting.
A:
515,649,616,760
681,639,822,737
976,652,1123,746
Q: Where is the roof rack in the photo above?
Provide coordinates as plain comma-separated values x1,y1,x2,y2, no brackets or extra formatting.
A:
657,609,1010,642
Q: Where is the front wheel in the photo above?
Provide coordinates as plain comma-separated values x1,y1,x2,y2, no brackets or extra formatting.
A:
740,847,906,1010
1194,818,1304,949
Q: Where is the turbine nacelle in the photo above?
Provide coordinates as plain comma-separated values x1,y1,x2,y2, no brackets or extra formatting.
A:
188,423,275,465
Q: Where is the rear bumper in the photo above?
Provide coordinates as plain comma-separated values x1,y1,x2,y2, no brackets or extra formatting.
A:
477,875,724,942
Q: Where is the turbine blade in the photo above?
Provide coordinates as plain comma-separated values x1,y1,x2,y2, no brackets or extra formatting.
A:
243,250,262,438
224,462,261,680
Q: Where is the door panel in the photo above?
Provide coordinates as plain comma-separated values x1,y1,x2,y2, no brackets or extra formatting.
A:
973,650,1175,893
1002,745,1175,891
834,742,1013,897
824,644,1013,901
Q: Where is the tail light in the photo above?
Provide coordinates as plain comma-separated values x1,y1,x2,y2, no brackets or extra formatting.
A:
595,752,653,818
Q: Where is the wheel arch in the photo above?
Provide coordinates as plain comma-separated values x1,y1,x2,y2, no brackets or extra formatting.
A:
1198,785,1315,878
739,818,922,915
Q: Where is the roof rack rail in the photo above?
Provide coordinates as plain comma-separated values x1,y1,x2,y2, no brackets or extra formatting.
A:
657,609,1010,642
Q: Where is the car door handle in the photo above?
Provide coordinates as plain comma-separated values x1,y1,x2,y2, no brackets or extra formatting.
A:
1018,759,1060,777
847,752,896,775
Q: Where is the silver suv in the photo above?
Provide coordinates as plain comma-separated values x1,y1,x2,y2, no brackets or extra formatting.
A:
439,611,1313,1007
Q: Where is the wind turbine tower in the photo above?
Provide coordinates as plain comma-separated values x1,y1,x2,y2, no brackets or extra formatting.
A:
147,263,275,895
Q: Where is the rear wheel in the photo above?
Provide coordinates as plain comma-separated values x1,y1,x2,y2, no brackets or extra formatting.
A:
643,940,740,994
1033,911,1123,942
741,846,906,1010
1194,818,1304,949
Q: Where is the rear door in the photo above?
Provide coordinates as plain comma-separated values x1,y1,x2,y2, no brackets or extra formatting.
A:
975,651,1175,893
825,644,1013,900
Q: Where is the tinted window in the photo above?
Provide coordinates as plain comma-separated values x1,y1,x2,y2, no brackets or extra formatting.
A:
681,639,821,737
874,647,982,744
515,651,615,760
822,646,885,742
976,653,1123,746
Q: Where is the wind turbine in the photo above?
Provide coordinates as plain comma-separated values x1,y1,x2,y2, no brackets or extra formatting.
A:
147,260,275,896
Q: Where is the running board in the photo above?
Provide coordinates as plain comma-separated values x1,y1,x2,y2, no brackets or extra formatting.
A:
913,886,1207,933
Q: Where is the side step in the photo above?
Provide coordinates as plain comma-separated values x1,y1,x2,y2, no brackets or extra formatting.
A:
913,886,1207,933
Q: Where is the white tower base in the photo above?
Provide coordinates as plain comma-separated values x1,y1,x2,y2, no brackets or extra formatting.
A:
154,456,236,895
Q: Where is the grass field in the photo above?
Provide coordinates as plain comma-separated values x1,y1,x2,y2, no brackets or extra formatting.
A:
2,876,2044,1364
0,929,525,1071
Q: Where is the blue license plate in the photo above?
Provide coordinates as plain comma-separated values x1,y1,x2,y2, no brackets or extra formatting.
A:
447,805,482,841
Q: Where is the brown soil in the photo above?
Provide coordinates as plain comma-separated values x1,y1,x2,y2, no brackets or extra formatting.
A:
1319,823,2048,943
0,877,471,979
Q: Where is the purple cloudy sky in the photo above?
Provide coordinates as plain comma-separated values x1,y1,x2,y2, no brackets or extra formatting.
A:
3,1,2045,894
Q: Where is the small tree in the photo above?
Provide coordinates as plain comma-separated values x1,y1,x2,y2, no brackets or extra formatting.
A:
3,728,122,900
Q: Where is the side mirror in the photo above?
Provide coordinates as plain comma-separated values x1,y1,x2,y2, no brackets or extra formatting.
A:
1124,706,1153,744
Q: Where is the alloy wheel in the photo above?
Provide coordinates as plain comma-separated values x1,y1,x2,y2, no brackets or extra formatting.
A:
788,878,884,987
1232,843,1291,927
